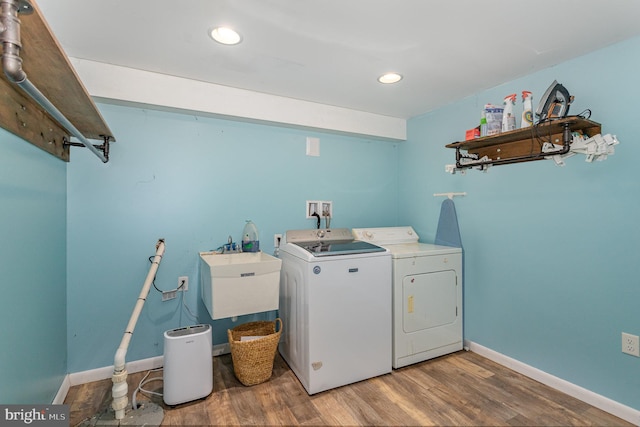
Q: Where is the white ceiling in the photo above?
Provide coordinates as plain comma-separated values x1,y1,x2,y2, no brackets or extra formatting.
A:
35,0,640,119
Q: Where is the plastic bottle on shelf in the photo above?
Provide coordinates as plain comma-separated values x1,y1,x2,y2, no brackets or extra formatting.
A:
484,104,503,136
521,91,533,128
501,94,517,132
241,220,260,253
480,110,488,137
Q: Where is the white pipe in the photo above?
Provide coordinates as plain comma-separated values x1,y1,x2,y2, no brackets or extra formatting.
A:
111,239,165,420
433,192,467,200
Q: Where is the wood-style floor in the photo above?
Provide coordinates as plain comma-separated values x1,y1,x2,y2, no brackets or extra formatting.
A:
65,350,632,426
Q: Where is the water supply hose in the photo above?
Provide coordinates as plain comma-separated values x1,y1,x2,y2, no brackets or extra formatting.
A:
311,212,320,229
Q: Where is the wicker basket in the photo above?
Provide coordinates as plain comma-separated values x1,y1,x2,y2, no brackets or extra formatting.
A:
227,318,282,386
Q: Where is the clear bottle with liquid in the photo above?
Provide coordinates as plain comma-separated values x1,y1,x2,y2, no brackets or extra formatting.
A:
241,220,260,253
480,110,488,137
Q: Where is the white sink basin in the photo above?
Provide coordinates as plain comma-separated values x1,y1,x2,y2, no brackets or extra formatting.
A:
199,251,282,320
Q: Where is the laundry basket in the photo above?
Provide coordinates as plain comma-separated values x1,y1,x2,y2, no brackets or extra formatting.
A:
227,318,282,386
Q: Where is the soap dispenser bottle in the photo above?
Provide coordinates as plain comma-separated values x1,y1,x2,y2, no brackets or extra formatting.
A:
241,220,260,253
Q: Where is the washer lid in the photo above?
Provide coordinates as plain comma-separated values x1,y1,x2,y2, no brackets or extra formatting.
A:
294,240,386,257
284,228,386,257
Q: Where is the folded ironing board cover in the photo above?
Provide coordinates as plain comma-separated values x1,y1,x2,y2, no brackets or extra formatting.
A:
435,198,463,248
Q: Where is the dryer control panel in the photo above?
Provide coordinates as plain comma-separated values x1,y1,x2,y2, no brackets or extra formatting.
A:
352,226,419,245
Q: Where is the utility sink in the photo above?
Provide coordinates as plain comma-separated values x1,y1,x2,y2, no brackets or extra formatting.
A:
199,251,282,320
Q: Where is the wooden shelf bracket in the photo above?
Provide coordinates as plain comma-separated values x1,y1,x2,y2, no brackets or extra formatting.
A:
0,0,115,162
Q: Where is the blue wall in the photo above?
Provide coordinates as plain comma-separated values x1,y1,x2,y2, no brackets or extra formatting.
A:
66,107,399,372
3,33,639,412
0,130,67,403
399,36,640,410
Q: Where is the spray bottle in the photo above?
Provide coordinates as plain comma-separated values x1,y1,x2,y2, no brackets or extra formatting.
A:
521,91,533,128
501,94,517,132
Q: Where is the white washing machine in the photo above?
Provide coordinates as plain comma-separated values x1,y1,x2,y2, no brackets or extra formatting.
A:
352,226,462,369
278,228,392,394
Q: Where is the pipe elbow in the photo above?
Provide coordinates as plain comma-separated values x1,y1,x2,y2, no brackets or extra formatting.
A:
2,53,25,83
114,347,127,372
1,0,26,83
1,40,25,83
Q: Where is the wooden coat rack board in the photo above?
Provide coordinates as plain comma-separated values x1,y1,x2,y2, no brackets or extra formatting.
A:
0,0,114,162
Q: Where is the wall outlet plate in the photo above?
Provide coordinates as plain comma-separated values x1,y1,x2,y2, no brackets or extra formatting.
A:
622,332,640,357
162,290,177,301
306,137,320,156
178,276,188,292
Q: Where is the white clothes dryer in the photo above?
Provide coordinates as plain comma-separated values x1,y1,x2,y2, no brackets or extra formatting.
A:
352,226,462,369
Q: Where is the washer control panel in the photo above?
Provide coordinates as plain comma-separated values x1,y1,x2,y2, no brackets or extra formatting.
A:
285,228,353,243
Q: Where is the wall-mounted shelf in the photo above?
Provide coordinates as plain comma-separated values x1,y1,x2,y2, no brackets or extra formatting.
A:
446,117,601,171
0,0,115,162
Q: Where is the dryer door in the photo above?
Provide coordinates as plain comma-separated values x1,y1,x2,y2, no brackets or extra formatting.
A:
403,270,457,333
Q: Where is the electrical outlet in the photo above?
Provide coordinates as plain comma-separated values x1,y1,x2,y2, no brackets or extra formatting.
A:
622,332,640,357
178,276,188,292
274,234,282,248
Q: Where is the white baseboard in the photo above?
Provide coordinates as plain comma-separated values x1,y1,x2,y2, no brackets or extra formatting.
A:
67,355,164,387
466,340,640,426
53,375,70,404
212,342,230,356
56,345,231,403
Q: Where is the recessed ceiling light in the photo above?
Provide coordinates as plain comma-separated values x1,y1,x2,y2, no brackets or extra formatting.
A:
378,73,403,84
209,26,242,45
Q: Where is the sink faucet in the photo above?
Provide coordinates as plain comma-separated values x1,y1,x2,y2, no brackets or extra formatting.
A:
222,235,240,253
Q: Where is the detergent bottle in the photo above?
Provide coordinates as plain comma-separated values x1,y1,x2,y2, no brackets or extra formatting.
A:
521,91,533,128
241,220,260,252
501,94,517,132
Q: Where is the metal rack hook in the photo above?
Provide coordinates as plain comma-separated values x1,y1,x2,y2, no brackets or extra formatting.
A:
433,192,467,200
63,135,114,163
